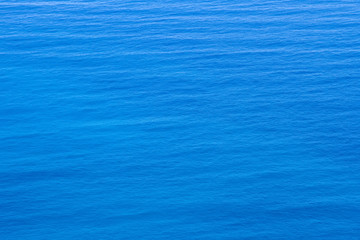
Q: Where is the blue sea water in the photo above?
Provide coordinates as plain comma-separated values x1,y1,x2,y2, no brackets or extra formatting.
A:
1,0,360,239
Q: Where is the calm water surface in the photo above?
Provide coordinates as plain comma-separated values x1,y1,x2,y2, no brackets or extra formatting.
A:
1,0,360,239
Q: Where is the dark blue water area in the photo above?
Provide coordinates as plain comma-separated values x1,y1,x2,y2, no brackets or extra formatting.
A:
1,0,360,239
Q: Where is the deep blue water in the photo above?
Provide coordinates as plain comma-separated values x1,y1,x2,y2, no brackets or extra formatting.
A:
1,0,360,239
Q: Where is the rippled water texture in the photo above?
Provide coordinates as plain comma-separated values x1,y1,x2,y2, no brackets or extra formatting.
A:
1,1,360,239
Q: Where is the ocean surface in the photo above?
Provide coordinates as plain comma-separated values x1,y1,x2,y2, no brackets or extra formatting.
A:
1,0,360,239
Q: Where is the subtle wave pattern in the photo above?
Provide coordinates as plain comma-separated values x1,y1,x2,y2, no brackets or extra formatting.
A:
1,1,360,239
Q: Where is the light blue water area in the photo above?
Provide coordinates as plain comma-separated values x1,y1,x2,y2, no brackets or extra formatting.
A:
1,0,360,239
